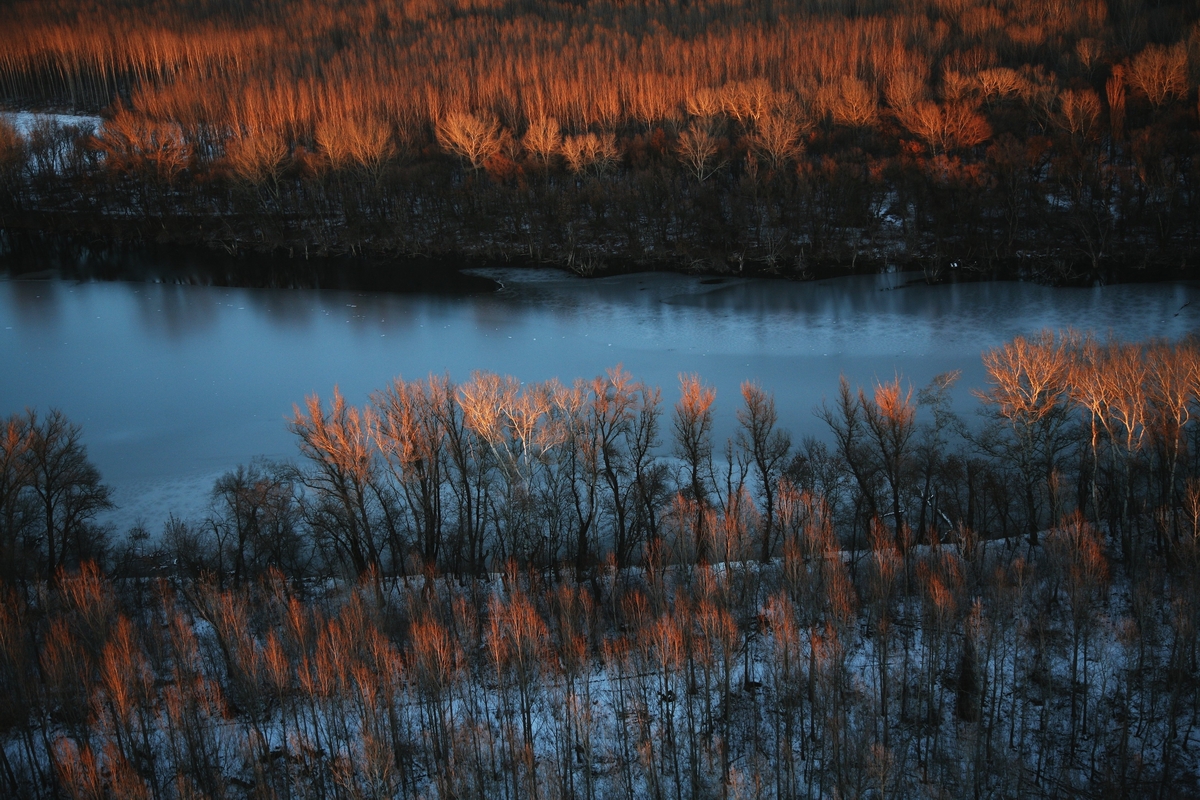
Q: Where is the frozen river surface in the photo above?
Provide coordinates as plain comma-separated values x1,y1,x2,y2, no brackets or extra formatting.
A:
2,269,1196,533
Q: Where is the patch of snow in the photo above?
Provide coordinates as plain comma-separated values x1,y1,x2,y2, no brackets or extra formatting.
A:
1,110,102,137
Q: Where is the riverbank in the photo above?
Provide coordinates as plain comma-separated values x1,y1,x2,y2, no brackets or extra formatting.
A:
0,228,504,294
1,220,1193,294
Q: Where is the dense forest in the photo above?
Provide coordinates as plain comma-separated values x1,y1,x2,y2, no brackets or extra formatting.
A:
2,330,1200,797
0,0,1199,280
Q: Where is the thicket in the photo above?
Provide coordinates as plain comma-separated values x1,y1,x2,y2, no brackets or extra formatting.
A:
2,330,1200,797
0,0,1199,279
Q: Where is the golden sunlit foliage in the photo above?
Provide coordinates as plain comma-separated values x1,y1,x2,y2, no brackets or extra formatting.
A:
1,0,1193,171
0,0,1198,277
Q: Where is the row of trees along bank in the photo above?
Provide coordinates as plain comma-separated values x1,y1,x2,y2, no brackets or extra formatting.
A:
3,331,1200,585
1,330,1200,797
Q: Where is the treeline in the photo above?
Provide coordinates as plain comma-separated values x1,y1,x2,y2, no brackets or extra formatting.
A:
1,331,1199,797
163,333,1200,583
0,0,1198,278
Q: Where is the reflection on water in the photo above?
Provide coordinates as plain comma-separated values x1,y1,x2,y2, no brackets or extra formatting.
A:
1,271,1197,532
132,285,221,339
7,280,62,330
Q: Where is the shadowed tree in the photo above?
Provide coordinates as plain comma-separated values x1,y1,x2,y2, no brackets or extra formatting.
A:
914,371,962,545
616,376,668,566
0,413,35,585
818,377,883,539
673,374,716,562
1045,512,1108,750
736,382,791,561
0,118,26,207
23,410,112,579
207,461,305,586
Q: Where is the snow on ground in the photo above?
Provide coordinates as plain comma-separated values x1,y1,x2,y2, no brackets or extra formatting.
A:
1,110,102,136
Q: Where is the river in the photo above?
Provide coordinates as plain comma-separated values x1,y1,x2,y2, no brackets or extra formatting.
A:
2,268,1196,533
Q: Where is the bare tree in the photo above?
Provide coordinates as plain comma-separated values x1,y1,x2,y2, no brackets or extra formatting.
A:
866,519,900,748
373,377,450,566
316,114,396,186
0,117,27,200
885,69,927,112
522,116,561,169
207,461,305,586
673,375,716,562
1045,513,1108,750
736,382,791,561
1126,43,1188,108
23,409,113,578
899,100,991,155
862,377,918,546
223,130,287,197
974,331,1074,546
818,377,883,539
561,132,619,177
436,111,502,170
685,87,722,120
346,115,397,185
289,389,385,577
752,113,806,172
0,413,34,584
1144,340,1199,553
94,108,191,184
1106,66,1126,143
914,371,962,544
676,122,724,182
1056,89,1101,141
829,76,879,129
977,68,1026,104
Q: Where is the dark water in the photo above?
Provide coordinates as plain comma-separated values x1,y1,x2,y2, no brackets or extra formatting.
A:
3,269,1197,532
